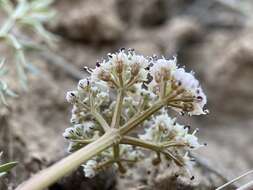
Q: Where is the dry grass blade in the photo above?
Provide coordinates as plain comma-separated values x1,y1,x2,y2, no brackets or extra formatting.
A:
216,169,253,190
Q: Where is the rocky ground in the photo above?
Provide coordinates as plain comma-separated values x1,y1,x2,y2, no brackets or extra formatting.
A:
1,0,253,189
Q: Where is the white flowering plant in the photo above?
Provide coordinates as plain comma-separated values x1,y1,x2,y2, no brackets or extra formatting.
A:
0,0,56,90
0,59,17,106
17,49,208,190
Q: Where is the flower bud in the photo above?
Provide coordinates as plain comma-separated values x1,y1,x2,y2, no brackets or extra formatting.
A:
116,60,124,74
131,63,140,76
83,160,97,178
152,156,161,165
99,71,111,82
66,91,78,104
154,72,162,83
78,79,89,91
160,68,170,81
183,103,194,112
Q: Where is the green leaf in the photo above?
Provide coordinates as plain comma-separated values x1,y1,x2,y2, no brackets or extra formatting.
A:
0,162,17,173
5,87,18,97
6,34,22,50
12,0,29,19
30,0,54,11
0,90,8,106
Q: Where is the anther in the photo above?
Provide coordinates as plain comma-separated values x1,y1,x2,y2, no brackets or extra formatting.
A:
204,109,209,114
184,125,191,130
83,66,93,73
196,96,203,101
107,53,112,58
180,111,185,116
96,61,101,67
145,66,150,70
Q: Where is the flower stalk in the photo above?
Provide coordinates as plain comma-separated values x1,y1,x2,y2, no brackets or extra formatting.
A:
16,49,208,190
16,129,120,190
111,89,125,129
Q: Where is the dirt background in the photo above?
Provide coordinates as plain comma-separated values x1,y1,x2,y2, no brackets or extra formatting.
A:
1,0,253,189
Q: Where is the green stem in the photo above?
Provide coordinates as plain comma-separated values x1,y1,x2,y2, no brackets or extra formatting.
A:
120,100,165,135
111,89,124,128
95,159,115,171
159,80,166,99
161,149,183,166
79,101,110,132
162,141,186,147
121,136,160,151
113,144,125,173
126,76,138,88
91,109,110,131
16,130,119,190
121,136,183,166
70,138,97,144
0,18,15,35
112,86,126,172
120,90,185,135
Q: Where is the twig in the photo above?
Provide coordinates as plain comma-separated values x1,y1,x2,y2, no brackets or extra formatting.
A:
216,169,253,190
39,51,85,81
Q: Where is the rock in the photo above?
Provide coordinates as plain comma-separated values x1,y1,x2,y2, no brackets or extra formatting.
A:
54,0,124,43
50,168,116,190
116,0,169,27
170,0,246,29
204,30,253,120
125,41,161,56
158,16,204,55
0,57,73,185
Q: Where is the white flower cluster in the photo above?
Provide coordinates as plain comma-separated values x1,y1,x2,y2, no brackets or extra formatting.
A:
0,0,56,95
64,49,207,178
139,110,204,171
66,79,110,123
173,68,207,115
149,56,207,115
63,121,100,152
0,60,17,106
82,160,97,178
90,49,149,88
64,79,111,151
89,50,207,115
